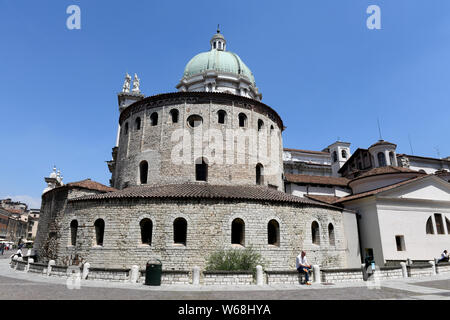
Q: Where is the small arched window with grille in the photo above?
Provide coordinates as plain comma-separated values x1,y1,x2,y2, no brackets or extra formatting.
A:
328,223,335,246
139,161,148,185
238,113,247,128
256,163,264,185
94,219,105,246
217,110,226,124
150,112,158,126
70,220,78,246
268,219,280,246
257,119,264,131
231,218,245,246
135,117,141,131
170,109,179,124
140,218,153,245
173,218,187,245
311,221,320,245
195,157,208,182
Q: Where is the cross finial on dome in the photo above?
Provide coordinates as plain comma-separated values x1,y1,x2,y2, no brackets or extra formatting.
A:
217,24,220,33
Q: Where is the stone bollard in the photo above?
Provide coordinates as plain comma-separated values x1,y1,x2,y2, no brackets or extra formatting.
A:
82,263,90,280
361,263,368,281
256,265,264,286
429,260,436,276
400,262,408,278
130,265,139,283
192,266,200,285
26,258,34,272
47,260,55,276
312,265,321,284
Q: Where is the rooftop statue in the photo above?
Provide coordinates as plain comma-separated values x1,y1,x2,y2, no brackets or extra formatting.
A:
122,73,131,93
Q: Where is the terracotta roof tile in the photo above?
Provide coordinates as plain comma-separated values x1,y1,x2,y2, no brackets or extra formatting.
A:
285,174,349,187
65,179,117,193
304,195,342,205
351,166,424,181
70,183,341,210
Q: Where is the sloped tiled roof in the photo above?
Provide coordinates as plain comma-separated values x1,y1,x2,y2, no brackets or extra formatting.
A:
285,174,349,187
65,179,117,193
304,195,342,205
284,148,330,155
69,183,341,210
369,140,396,148
351,166,424,181
335,175,430,203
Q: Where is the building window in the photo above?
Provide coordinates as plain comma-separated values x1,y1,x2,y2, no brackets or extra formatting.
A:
328,223,335,246
170,109,179,123
256,163,264,185
173,218,187,245
150,112,158,126
446,217,450,234
389,151,395,165
124,122,129,135
231,218,245,246
395,235,406,251
195,157,208,181
139,161,148,184
217,110,226,124
435,213,445,234
426,217,434,234
270,125,274,134
187,115,203,128
332,151,337,163
140,218,152,245
94,219,105,246
377,152,386,167
341,150,347,159
268,220,280,246
238,113,247,128
311,221,320,245
135,117,141,131
70,220,78,246
257,119,264,131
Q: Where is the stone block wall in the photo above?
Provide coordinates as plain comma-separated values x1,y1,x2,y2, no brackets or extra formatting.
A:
203,271,253,285
436,262,450,274
377,267,403,280
265,270,304,285
88,268,130,282
321,268,364,283
407,264,433,278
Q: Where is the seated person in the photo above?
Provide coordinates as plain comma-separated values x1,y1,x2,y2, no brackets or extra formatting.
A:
296,251,312,285
438,250,449,263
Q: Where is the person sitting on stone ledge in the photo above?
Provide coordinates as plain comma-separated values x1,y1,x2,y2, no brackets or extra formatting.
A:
296,251,312,285
437,250,449,263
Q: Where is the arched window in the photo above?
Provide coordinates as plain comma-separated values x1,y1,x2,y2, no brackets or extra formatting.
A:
332,151,338,163
328,223,335,246
311,221,320,245
256,163,264,185
231,218,245,246
268,220,280,246
187,115,203,128
135,117,141,131
341,150,347,159
377,152,386,167
150,112,158,126
426,217,434,234
217,110,226,124
170,109,179,123
124,122,129,135
389,151,395,165
140,218,153,245
446,217,450,235
139,161,148,184
270,125,274,134
94,219,105,246
238,113,247,128
173,218,187,245
435,213,445,234
257,119,264,131
70,220,78,246
195,157,208,181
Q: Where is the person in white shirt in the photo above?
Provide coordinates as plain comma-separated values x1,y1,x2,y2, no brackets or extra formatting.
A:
438,250,449,263
296,251,312,285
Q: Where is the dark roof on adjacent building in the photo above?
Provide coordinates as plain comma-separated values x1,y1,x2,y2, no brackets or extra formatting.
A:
368,140,397,149
65,179,117,193
350,166,424,182
283,148,330,156
69,183,341,210
304,195,342,205
285,174,349,187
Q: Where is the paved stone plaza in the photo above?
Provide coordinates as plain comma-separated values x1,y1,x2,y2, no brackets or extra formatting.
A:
0,254,449,300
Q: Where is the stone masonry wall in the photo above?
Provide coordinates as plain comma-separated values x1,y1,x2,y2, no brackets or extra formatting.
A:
54,198,347,271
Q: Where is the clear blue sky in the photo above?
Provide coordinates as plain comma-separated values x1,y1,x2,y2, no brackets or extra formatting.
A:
1,0,449,208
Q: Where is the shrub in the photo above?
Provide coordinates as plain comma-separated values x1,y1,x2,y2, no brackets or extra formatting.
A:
205,246,266,272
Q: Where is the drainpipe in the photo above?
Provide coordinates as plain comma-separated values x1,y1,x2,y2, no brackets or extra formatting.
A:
355,211,364,264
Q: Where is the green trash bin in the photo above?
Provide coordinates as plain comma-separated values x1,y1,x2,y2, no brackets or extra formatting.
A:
145,259,162,286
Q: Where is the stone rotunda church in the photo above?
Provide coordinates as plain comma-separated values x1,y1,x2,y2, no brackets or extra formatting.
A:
34,30,360,271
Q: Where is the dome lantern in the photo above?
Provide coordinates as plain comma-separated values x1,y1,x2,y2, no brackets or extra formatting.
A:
210,25,226,51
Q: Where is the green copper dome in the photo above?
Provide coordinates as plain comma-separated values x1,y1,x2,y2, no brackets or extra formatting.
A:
183,49,256,85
